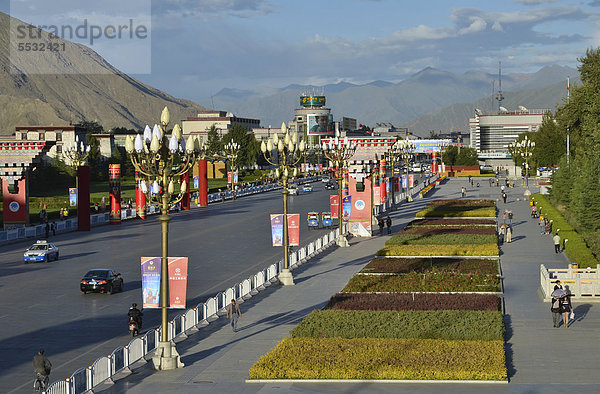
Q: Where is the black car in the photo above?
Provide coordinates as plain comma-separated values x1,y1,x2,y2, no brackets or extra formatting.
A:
80,269,124,294
325,181,335,190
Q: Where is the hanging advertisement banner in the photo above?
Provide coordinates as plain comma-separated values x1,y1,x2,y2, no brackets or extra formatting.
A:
330,195,339,219
168,257,189,309
409,174,415,188
270,214,284,246
287,214,300,246
301,163,306,172
342,196,352,222
386,178,391,198
227,171,233,184
374,187,381,206
69,188,77,207
109,164,121,224
193,176,199,189
344,169,350,196
233,171,239,184
348,175,372,237
402,174,407,188
135,170,146,219
141,257,161,309
319,164,323,171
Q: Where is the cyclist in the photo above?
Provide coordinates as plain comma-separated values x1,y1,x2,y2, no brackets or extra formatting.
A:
33,349,51,392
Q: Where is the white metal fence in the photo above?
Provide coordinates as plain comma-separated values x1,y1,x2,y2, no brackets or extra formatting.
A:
45,228,339,394
540,264,600,299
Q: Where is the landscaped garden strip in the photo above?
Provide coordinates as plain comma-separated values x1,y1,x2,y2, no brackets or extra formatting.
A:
342,272,501,292
415,199,497,218
531,194,599,267
290,310,504,341
326,292,502,311
249,337,507,380
360,257,499,275
407,218,496,227
376,243,499,257
385,230,497,246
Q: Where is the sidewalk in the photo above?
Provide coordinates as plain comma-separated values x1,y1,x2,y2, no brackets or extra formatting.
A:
99,178,600,394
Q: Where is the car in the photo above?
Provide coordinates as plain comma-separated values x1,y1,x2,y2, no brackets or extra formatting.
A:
325,181,335,190
302,184,313,192
24,240,59,263
288,185,298,195
80,269,124,294
321,175,331,183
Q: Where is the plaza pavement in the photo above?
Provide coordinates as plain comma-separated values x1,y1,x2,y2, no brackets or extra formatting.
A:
97,177,600,394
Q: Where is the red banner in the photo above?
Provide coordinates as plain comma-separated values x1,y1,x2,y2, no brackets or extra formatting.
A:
109,164,121,224
374,187,381,206
168,257,189,309
409,174,415,188
2,177,28,227
287,214,300,246
330,195,339,219
135,170,146,219
227,171,233,184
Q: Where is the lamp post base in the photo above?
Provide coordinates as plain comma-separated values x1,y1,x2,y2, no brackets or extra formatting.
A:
406,195,413,202
278,268,295,286
524,189,531,196
152,341,184,370
336,236,350,247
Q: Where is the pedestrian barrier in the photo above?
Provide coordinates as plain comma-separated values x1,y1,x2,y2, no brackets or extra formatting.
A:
540,264,600,299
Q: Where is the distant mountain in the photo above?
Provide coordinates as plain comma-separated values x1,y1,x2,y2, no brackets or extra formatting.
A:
0,12,208,135
201,65,576,131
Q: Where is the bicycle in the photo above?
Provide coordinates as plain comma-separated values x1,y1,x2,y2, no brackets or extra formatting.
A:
34,372,49,393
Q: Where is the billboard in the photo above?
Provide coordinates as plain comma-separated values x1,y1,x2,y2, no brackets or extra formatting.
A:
307,114,333,135
411,139,453,153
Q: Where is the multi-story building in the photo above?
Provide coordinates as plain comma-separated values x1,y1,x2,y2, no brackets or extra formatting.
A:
14,125,88,164
181,111,260,142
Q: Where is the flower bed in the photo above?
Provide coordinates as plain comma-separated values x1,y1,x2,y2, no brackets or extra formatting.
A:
408,218,496,227
428,199,495,208
326,292,502,311
361,257,499,275
342,272,501,292
249,337,507,381
385,230,497,247
290,310,504,341
401,226,497,235
419,183,435,198
377,243,499,257
416,199,496,218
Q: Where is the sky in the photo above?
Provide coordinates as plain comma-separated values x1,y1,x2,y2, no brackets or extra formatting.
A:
4,0,600,102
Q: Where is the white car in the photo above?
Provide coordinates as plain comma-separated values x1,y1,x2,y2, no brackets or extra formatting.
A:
288,185,298,195
302,184,313,192
24,240,59,263
321,176,331,183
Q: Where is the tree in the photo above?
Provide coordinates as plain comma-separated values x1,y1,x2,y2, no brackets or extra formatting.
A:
532,112,566,167
205,124,222,155
455,147,479,166
222,124,260,169
569,155,600,231
441,145,458,170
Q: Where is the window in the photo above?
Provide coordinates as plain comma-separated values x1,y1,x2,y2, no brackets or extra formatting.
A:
39,132,45,140
56,132,62,141
22,133,27,140
56,145,62,154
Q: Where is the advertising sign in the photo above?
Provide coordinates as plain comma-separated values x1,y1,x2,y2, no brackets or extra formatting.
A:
168,257,188,309
141,257,161,309
287,214,300,246
319,164,323,171
227,171,233,184
402,174,407,188
342,196,352,222
374,187,381,206
412,139,453,153
233,171,239,184
409,174,415,188
330,195,339,219
270,214,284,246
69,188,77,207
307,114,333,135
193,176,199,189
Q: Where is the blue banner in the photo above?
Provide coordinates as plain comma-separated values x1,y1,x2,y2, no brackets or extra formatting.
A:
69,188,77,207
141,257,161,309
342,196,352,222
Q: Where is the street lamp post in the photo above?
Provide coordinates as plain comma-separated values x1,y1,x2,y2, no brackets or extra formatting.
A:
509,136,535,196
322,133,357,247
260,122,305,286
362,158,379,235
392,137,416,202
125,107,202,370
63,137,91,230
224,141,240,199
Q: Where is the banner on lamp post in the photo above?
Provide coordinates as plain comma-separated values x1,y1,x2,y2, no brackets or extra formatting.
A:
141,257,161,309
270,214,284,246
330,195,339,219
374,187,381,205
342,196,352,221
69,188,77,207
168,257,188,309
409,174,415,188
193,176,199,189
233,171,239,184
287,214,300,246
227,171,233,184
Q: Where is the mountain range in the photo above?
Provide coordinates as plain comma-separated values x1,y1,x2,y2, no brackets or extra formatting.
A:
0,12,208,136
202,65,577,136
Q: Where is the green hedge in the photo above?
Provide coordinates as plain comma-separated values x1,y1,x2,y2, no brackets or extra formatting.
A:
416,207,496,218
342,272,501,292
376,243,499,257
290,310,504,341
249,337,507,380
361,257,499,275
386,233,497,246
531,194,599,267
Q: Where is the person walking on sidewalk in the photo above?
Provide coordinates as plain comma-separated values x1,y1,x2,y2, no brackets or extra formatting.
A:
227,299,242,332
505,225,512,243
378,217,385,235
502,192,507,203
553,231,561,253
386,216,392,234
461,186,466,198
539,216,545,235
551,296,561,328
559,295,572,328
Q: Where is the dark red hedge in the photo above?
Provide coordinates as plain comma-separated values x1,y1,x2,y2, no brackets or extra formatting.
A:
326,293,501,311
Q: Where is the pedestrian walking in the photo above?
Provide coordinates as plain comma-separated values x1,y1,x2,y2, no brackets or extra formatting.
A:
59,208,64,221
559,295,572,328
551,295,561,328
378,218,385,235
496,178,499,187
502,210,506,224
507,210,513,226
386,216,392,234
502,192,507,203
226,299,242,332
539,216,545,235
461,186,465,198
554,280,563,291
545,219,551,235
63,207,69,220
506,225,512,243
501,184,505,193
553,231,561,253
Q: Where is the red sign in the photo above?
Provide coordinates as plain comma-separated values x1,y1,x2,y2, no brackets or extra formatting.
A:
374,187,381,205
330,195,339,219
168,257,189,309
227,171,233,184
287,214,300,246
409,174,415,188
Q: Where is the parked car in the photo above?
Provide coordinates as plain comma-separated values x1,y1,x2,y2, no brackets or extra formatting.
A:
302,184,313,192
288,185,298,195
80,269,124,294
24,240,59,263
321,175,331,183
325,181,335,190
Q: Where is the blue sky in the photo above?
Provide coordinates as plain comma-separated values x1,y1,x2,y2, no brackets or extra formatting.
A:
4,0,600,102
